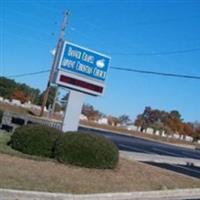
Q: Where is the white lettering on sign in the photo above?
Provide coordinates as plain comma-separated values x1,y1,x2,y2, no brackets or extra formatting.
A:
68,47,82,59
82,52,94,64
60,43,109,81
93,68,106,79
76,62,93,75
62,59,76,69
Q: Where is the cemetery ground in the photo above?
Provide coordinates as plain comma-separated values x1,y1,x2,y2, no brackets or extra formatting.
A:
81,120,197,149
0,102,30,116
0,131,200,194
0,102,197,149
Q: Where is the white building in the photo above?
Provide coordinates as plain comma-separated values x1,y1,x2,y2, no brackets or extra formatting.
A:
146,127,154,135
126,124,138,131
80,114,88,121
185,135,193,142
97,117,108,125
11,99,21,106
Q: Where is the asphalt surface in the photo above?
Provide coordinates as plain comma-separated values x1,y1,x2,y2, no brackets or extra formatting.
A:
79,126,200,160
79,126,200,178
144,162,200,179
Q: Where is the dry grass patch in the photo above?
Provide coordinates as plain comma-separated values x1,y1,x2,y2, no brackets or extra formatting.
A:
0,153,200,194
0,103,29,115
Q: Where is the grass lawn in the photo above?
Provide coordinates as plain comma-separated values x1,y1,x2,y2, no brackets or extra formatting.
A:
0,131,200,194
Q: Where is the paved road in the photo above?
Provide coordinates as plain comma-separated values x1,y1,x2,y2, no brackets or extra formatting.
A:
145,162,200,179
79,126,200,178
79,126,200,160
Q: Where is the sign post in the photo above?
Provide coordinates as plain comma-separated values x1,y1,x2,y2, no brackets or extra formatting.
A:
54,41,110,132
62,90,85,132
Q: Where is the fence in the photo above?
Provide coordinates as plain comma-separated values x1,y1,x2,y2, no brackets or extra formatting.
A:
0,111,62,132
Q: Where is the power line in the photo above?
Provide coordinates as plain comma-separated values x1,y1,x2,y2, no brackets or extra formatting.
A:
110,47,200,56
122,15,200,27
5,8,50,26
4,66,200,80
3,31,53,47
0,18,53,37
6,69,50,78
111,66,200,80
2,27,200,56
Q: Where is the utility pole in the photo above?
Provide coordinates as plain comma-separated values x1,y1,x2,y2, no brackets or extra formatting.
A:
51,85,59,117
40,11,69,117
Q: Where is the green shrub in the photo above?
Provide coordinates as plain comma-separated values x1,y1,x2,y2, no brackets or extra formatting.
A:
0,109,3,123
10,125,62,157
54,132,119,169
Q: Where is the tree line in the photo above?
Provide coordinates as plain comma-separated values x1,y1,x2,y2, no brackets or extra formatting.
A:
134,106,200,141
1,77,199,140
83,105,200,141
82,104,131,125
0,77,56,107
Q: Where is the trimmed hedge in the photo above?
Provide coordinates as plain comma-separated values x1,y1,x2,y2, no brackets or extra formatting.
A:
54,132,119,169
10,125,62,157
9,126,119,169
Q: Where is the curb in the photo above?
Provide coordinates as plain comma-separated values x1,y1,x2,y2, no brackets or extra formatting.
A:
0,188,200,200
120,151,200,167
